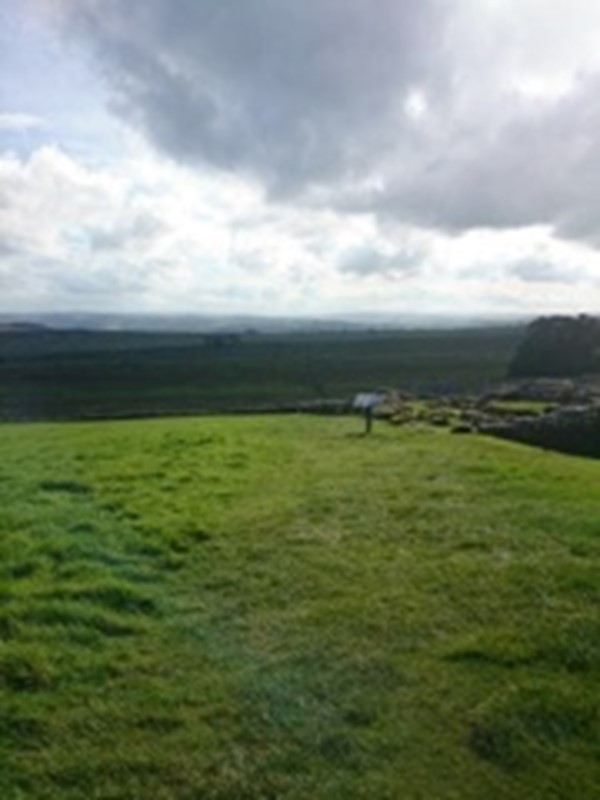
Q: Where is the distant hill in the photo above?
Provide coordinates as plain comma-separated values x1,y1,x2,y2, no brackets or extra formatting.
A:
0,321,48,332
0,311,528,335
509,315,600,378
0,313,374,334
0,326,520,421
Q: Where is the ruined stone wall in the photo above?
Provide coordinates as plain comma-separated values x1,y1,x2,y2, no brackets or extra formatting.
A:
482,406,600,459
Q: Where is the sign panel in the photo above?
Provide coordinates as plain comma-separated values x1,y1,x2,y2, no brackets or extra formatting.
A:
353,392,384,410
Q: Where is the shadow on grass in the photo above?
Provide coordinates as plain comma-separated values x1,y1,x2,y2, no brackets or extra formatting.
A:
469,682,597,770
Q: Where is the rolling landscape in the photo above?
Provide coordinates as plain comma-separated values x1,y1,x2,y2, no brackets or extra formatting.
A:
2,1,600,797
0,324,521,421
0,318,599,798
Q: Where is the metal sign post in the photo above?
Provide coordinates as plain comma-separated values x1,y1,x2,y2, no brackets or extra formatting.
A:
353,392,385,434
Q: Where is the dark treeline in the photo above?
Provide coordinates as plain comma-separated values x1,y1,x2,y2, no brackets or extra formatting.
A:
509,315,600,378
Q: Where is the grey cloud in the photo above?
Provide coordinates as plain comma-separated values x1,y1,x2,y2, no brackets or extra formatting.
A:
85,212,164,252
338,244,424,277
53,261,148,297
66,0,445,193
0,238,18,258
0,250,149,306
63,1,600,252
509,259,578,284
365,74,600,246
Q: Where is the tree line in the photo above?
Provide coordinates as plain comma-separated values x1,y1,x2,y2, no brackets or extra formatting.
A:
509,314,600,377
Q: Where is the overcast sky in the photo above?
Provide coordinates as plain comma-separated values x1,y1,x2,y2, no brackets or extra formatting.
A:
1,0,600,318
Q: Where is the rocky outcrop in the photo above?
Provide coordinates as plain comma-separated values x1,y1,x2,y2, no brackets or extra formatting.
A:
479,377,600,405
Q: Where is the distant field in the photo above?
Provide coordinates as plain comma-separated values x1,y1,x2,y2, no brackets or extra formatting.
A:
0,415,597,798
0,327,521,420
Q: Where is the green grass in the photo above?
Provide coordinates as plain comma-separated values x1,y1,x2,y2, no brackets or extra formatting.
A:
0,415,598,798
483,399,554,417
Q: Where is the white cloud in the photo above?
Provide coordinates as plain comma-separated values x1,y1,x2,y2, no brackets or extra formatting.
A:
2,0,600,316
0,113,45,131
2,144,599,316
41,0,600,252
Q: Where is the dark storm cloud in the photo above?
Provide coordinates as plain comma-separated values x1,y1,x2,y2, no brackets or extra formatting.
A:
66,0,445,193
64,1,600,249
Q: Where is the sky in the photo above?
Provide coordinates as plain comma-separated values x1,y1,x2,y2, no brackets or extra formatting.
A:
1,0,600,319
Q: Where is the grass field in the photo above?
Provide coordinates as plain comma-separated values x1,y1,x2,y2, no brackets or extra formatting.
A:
0,327,521,420
0,415,598,798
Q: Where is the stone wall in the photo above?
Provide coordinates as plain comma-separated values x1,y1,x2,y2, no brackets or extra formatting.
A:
481,406,600,459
